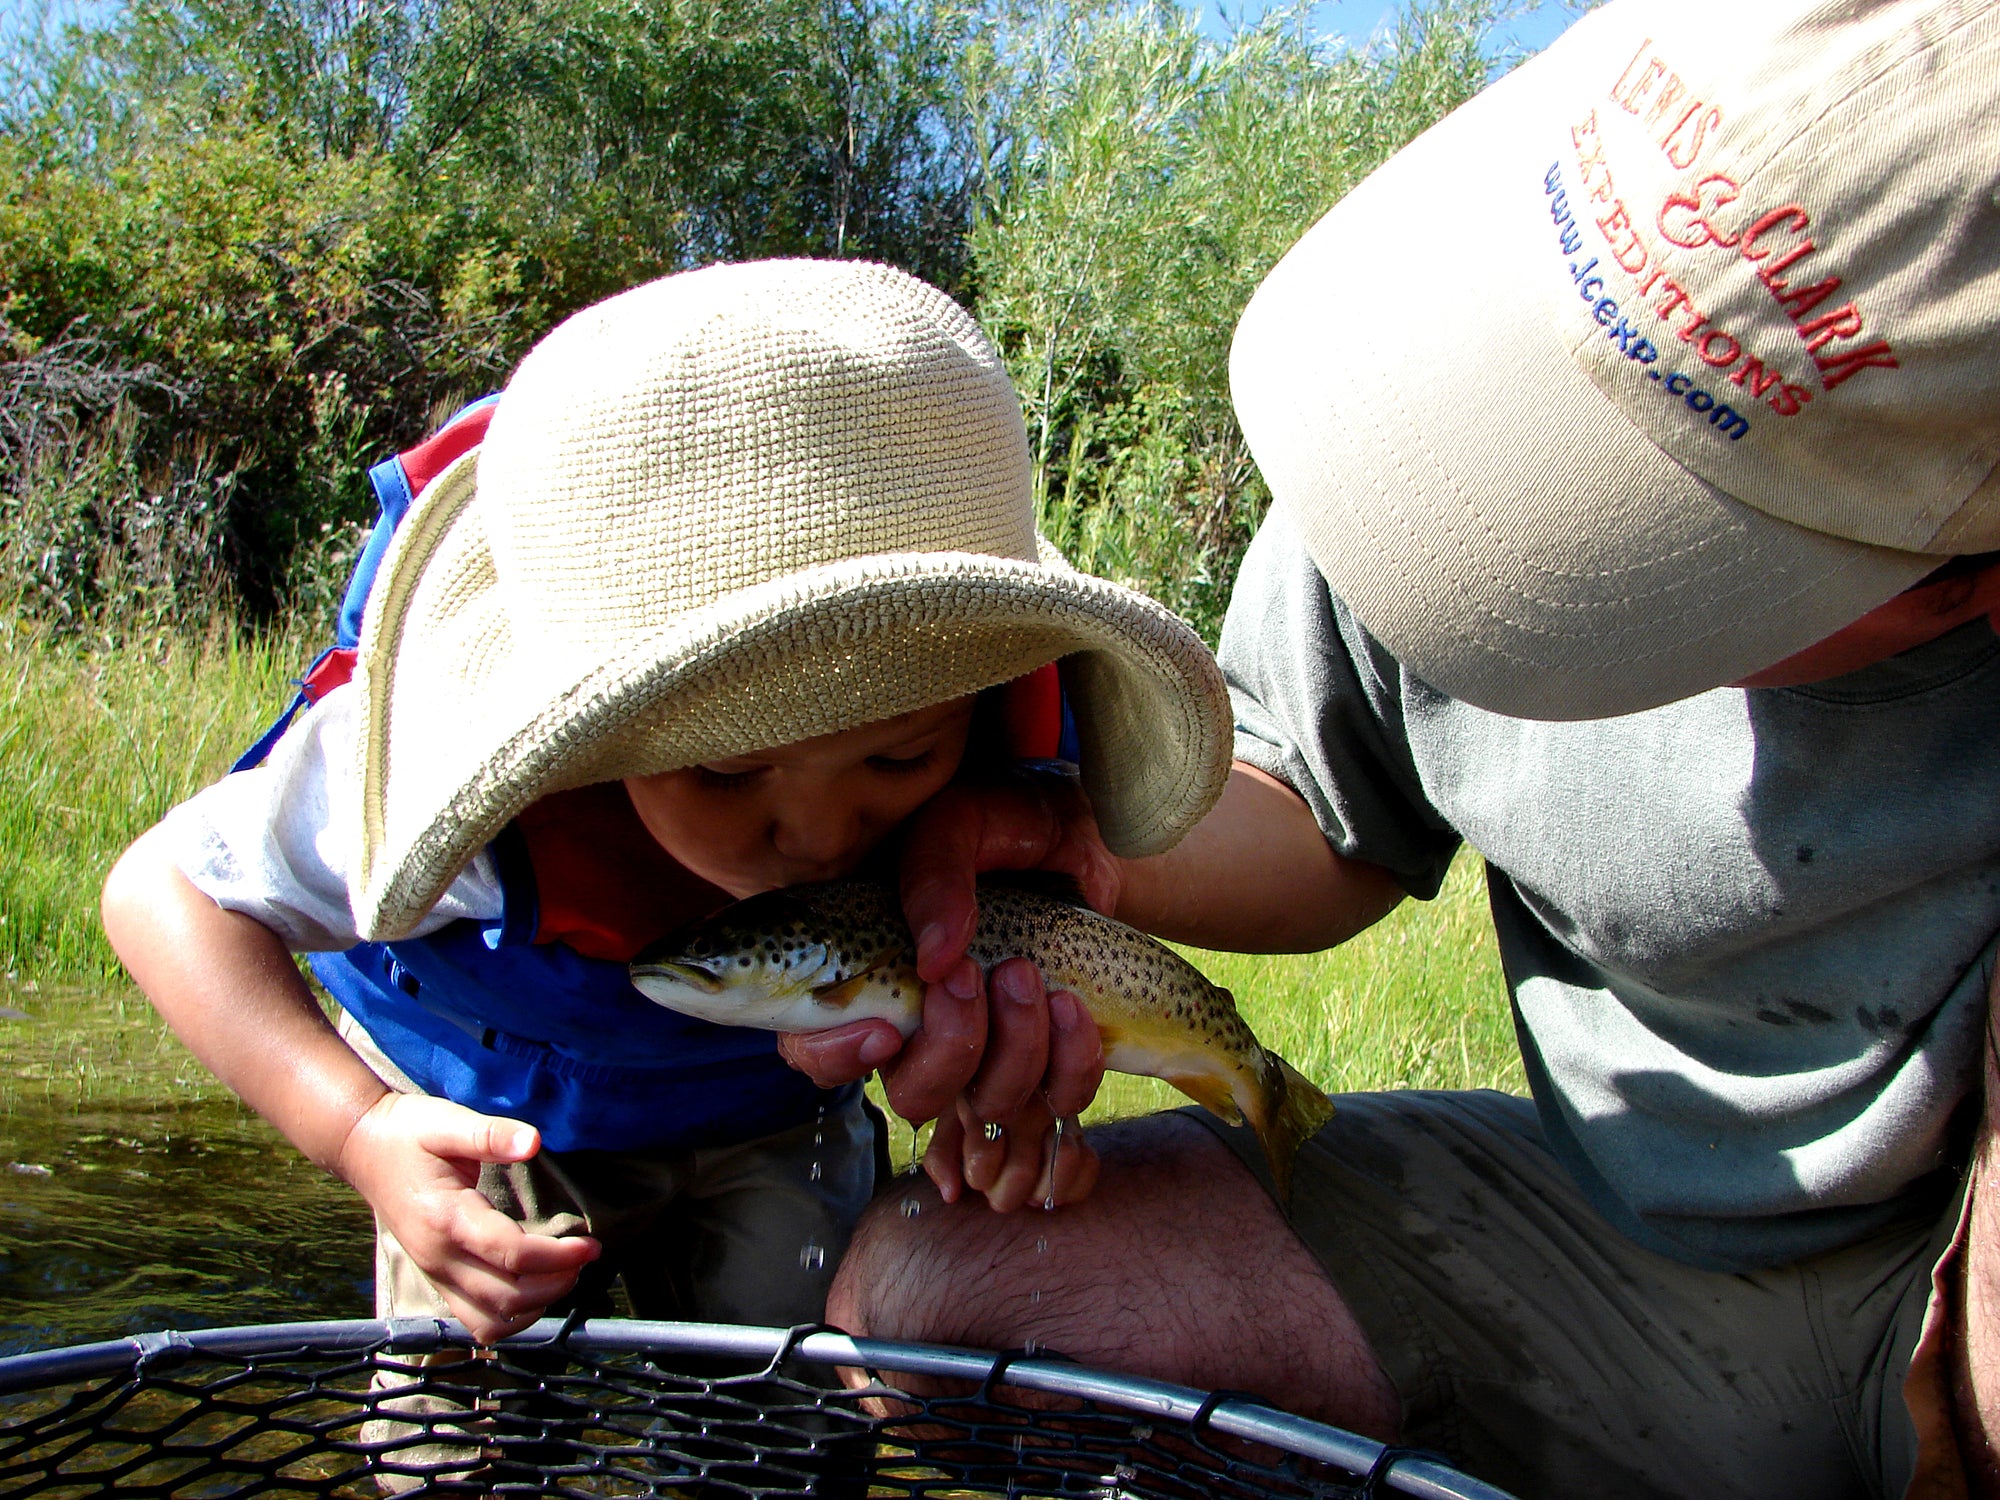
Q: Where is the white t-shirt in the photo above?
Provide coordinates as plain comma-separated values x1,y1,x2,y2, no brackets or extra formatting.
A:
163,688,502,952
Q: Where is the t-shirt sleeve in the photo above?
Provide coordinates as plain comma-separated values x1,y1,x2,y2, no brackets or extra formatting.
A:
160,687,503,952
1219,506,1461,900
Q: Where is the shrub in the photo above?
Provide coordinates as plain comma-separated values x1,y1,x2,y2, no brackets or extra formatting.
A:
0,0,979,629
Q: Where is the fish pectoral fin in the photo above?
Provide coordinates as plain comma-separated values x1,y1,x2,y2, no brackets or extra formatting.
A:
810,946,910,1008
1164,1069,1244,1127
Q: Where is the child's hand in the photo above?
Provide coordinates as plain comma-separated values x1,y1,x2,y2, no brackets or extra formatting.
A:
337,1093,601,1344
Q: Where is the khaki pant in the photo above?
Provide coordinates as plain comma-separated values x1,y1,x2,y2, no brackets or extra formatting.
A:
339,1012,881,1487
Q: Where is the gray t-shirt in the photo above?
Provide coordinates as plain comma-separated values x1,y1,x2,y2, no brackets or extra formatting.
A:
1224,506,2000,1271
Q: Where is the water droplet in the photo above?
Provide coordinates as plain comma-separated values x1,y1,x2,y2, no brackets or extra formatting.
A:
1029,1288,1042,1304
798,1242,825,1271
900,1197,922,1218
1034,1235,1048,1255
982,1120,1004,1142
809,1161,823,1181
1023,1338,1042,1356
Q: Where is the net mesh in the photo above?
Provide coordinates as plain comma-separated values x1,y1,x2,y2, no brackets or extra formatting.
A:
0,1320,1510,1499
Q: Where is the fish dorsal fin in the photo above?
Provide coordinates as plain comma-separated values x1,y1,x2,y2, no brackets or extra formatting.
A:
976,869,1090,908
810,945,909,1007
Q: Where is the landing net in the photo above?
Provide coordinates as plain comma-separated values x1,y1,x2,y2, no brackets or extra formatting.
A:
0,1318,1515,1499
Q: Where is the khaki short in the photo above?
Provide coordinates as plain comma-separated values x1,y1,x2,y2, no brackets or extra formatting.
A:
1195,1089,1964,1500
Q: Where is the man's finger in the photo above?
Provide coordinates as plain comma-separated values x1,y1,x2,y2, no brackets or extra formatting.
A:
965,958,1050,1124
879,968,986,1125
1041,1116,1100,1207
922,1104,969,1204
899,789,990,983
776,1020,905,1087
957,1094,1008,1194
1043,989,1106,1120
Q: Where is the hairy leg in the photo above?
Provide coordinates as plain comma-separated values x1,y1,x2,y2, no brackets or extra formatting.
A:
828,1112,1400,1438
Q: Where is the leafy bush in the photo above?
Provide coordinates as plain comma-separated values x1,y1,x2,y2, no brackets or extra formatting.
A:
0,0,978,627
0,0,1504,640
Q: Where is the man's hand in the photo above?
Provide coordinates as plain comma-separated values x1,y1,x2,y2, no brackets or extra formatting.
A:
774,762,1405,1207
919,958,1103,1209
338,1093,601,1344
777,775,1115,1205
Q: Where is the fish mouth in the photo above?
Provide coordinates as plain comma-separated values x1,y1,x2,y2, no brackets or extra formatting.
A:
629,958,727,996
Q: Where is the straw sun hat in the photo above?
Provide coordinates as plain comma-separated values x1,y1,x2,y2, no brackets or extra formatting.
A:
350,258,1232,941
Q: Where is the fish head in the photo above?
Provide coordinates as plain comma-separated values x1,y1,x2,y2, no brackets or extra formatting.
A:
628,883,915,1032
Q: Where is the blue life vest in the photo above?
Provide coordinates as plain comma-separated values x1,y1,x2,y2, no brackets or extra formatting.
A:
312,921,841,1154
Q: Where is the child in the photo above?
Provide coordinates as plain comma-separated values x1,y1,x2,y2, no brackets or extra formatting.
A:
100,258,1231,1347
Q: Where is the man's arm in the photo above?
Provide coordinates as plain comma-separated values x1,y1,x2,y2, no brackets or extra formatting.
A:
1115,760,1406,951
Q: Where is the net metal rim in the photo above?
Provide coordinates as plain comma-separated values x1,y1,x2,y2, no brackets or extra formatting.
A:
0,1318,1516,1500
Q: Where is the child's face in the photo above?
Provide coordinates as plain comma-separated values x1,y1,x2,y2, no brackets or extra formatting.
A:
623,697,977,898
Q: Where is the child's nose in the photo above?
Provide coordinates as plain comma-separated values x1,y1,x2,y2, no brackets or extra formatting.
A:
770,801,863,871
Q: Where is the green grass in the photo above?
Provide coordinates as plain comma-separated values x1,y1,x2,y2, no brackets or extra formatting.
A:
0,610,319,987
1,615,1519,1124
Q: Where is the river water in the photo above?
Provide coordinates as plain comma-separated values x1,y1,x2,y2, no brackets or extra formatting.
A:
0,987,373,1357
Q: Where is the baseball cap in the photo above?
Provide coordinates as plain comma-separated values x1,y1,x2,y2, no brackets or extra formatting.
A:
1232,0,2000,719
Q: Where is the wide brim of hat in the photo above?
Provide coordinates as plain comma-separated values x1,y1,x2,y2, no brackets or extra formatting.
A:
1228,22,1940,723
351,448,1232,940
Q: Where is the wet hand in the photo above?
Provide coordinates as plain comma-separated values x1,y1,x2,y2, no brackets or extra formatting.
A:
337,1093,600,1344
920,960,1103,1210
776,777,1118,1101
777,779,1115,1204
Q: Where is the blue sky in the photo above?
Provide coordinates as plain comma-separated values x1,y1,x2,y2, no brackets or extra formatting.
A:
1191,0,1586,55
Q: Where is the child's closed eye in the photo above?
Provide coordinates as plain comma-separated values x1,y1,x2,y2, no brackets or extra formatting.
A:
693,765,763,790
868,748,936,776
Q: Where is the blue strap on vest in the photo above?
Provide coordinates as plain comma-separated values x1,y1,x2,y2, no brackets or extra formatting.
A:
231,395,502,775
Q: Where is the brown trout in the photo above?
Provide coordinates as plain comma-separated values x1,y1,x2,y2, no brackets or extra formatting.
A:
629,879,1333,1200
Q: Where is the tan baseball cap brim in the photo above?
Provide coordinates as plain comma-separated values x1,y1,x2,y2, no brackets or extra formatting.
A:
1232,0,2000,721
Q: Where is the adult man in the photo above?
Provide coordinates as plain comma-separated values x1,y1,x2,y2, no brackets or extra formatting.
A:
786,1,2000,1495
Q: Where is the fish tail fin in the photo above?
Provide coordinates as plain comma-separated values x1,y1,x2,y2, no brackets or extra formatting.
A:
1250,1053,1334,1206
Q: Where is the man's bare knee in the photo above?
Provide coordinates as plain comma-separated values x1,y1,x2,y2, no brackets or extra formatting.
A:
828,1172,1029,1349
828,1113,1400,1439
